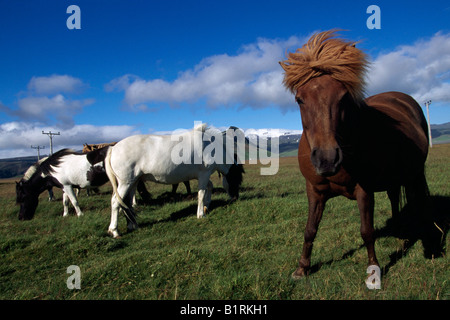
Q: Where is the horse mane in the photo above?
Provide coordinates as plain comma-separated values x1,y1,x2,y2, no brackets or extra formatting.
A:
279,30,369,101
38,149,80,177
22,157,48,181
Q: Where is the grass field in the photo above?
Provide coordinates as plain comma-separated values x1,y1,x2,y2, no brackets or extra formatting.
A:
0,145,448,300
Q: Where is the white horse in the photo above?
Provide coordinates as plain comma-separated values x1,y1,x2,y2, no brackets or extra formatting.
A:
16,147,110,220
104,123,245,238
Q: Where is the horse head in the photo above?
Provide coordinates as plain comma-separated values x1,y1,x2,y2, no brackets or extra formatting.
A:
16,154,57,220
16,180,39,220
222,163,245,201
295,75,349,176
280,30,368,177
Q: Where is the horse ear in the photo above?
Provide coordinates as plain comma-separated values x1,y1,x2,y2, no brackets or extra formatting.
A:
86,146,109,165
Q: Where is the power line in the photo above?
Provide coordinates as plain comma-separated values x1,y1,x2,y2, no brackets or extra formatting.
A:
424,100,432,148
42,131,60,155
31,145,45,160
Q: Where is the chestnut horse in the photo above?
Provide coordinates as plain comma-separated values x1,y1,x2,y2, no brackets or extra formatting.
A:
280,30,430,289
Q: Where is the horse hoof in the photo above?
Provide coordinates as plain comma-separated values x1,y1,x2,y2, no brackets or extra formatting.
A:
197,208,207,219
127,224,138,232
291,267,307,280
365,265,381,290
108,230,121,239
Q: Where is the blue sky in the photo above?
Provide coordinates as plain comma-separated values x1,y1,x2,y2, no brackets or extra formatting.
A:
0,0,449,158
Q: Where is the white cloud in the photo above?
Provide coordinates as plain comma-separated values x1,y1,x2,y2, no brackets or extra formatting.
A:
0,122,139,158
107,36,304,111
2,75,94,128
14,94,94,127
27,74,85,95
367,31,450,104
109,32,450,112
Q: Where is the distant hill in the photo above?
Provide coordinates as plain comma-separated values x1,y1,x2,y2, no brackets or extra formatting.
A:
0,155,41,179
0,123,448,179
431,122,450,144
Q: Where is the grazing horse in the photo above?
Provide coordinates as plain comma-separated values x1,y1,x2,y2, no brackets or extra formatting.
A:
16,147,110,220
280,30,430,289
83,142,190,198
104,123,245,238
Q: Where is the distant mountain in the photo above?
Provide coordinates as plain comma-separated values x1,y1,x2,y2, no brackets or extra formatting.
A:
0,123,448,179
243,129,301,159
244,128,302,139
0,155,41,179
430,122,450,144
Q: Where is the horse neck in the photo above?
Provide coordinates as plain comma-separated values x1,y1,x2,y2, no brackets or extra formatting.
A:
337,95,363,147
26,172,53,196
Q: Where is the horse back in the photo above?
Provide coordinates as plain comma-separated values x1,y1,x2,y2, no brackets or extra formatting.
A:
354,92,429,190
363,91,429,159
110,134,199,184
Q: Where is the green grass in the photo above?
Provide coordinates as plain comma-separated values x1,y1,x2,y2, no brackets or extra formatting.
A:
0,145,448,300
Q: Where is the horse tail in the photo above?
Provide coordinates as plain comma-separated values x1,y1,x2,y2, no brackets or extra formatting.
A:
104,146,130,210
405,167,445,258
400,167,429,214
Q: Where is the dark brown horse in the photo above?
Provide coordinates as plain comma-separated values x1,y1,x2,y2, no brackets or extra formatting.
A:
280,30,430,289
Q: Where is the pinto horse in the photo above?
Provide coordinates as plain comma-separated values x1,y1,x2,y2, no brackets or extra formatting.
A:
104,123,245,238
16,147,110,220
280,30,430,289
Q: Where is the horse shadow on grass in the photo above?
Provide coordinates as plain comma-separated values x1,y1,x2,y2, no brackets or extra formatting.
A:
134,185,279,234
137,199,231,230
135,185,273,208
307,195,449,276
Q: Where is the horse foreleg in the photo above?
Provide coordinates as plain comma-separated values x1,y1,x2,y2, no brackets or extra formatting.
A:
197,176,213,218
171,183,179,194
292,182,326,279
184,181,191,194
356,185,381,289
197,189,206,218
48,187,54,201
64,186,83,217
204,180,213,208
62,192,70,217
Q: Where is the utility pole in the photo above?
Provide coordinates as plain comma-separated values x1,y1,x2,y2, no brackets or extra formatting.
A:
41,131,60,202
42,131,60,154
31,145,45,161
424,100,432,148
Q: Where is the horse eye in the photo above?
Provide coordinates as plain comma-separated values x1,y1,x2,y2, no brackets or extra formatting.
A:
296,97,304,105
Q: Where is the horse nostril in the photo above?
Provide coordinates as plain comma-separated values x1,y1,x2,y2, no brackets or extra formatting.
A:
310,147,320,167
310,146,342,176
334,148,342,166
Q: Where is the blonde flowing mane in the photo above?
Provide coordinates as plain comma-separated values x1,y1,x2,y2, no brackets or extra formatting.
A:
279,30,369,101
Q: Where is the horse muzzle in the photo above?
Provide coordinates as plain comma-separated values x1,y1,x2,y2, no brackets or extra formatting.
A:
310,147,343,177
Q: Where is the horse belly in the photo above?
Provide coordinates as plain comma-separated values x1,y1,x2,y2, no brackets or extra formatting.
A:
357,132,424,191
140,162,199,185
